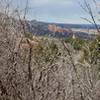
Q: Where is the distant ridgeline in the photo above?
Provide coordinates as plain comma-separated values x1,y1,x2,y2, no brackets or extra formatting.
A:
0,12,98,40
25,20,98,40
55,23,100,29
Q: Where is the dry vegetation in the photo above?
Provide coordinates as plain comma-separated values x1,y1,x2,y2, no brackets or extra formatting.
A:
0,0,100,100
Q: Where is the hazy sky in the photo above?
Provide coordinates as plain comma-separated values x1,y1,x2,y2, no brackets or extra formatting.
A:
12,0,100,24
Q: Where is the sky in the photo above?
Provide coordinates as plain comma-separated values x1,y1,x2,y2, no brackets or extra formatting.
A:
3,0,100,24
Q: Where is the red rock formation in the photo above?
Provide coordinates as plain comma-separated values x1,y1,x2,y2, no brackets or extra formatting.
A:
48,24,74,35
48,24,58,32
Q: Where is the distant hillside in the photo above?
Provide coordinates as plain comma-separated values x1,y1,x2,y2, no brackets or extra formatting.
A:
0,12,98,39
25,20,97,39
30,20,100,29
55,23,100,29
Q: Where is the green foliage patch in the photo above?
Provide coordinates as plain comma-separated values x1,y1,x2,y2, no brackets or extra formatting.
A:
65,37,88,50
